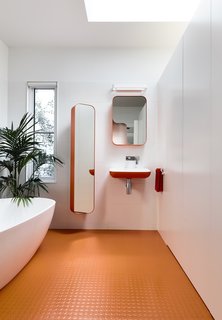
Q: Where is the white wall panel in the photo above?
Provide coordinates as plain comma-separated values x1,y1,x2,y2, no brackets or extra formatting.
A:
158,0,222,317
182,0,211,299
209,0,222,317
157,41,183,247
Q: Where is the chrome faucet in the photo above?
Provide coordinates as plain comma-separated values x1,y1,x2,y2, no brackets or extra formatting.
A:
125,156,140,165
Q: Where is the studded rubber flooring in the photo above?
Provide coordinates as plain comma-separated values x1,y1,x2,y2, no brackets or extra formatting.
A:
0,230,213,320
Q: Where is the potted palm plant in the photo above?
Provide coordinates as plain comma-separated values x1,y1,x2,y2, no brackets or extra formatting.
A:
0,113,63,205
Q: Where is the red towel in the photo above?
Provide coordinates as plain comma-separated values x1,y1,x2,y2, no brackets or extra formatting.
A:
155,168,163,192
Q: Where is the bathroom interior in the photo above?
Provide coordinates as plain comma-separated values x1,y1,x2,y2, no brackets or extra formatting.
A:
0,0,222,319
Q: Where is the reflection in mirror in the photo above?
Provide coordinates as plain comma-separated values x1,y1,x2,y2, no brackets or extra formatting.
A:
112,96,147,145
70,104,95,214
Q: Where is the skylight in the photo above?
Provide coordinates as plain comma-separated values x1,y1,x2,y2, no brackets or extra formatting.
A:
84,0,200,22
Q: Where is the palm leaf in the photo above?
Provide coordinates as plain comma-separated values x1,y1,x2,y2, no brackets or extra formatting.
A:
17,149,42,174
0,160,13,173
20,177,48,197
12,196,33,207
0,175,15,194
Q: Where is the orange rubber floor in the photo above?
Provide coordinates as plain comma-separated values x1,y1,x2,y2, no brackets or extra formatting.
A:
0,230,213,320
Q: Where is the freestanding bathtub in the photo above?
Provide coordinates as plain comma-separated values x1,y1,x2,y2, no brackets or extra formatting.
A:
0,197,55,289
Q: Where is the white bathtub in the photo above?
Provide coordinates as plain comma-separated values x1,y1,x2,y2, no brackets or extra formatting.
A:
0,197,55,289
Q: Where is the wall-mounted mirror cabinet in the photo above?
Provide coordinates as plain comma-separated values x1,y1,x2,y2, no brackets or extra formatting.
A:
112,96,147,145
70,104,95,214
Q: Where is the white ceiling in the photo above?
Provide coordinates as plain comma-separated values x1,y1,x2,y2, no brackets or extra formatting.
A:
0,0,188,48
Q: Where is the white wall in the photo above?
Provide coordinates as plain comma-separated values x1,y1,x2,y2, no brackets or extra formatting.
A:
8,47,172,230
158,0,222,318
0,40,8,127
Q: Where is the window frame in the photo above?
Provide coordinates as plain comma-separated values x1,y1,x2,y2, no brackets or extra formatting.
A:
27,81,58,183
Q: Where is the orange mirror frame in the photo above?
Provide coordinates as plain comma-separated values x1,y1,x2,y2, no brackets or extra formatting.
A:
112,96,147,146
70,104,95,214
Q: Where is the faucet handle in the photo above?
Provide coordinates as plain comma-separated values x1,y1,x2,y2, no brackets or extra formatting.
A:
135,156,140,165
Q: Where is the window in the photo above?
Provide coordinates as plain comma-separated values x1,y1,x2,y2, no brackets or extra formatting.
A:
27,82,57,182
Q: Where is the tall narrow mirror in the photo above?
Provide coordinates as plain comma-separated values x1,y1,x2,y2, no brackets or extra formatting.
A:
112,96,147,145
70,104,95,214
